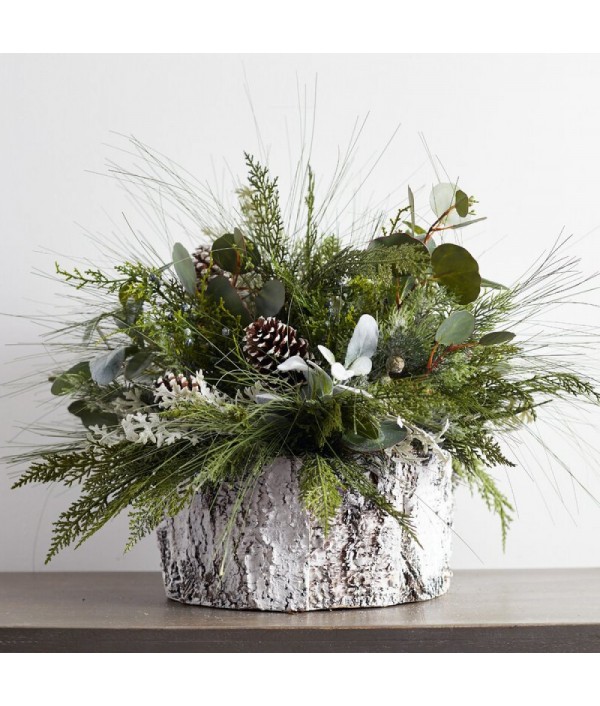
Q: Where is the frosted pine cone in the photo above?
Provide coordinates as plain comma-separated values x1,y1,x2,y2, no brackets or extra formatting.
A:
192,246,227,281
154,371,225,409
243,317,311,373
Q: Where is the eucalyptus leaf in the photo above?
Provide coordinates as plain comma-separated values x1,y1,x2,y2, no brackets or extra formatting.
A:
255,279,285,317
408,186,415,235
82,312,113,344
206,275,252,325
435,310,476,346
343,419,407,453
431,243,481,304
50,361,91,396
368,231,429,255
68,400,119,429
402,221,426,235
212,232,241,274
232,227,245,247
398,275,417,301
480,277,508,290
172,242,197,296
442,216,487,230
455,189,469,218
90,346,128,386
430,182,458,218
113,299,142,330
125,350,154,380
479,331,516,346
342,406,380,440
244,236,262,269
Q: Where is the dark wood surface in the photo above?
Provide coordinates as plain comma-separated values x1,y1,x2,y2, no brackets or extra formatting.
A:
1,569,599,652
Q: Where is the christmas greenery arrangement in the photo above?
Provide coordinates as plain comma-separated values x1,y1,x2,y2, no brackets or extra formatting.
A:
11,138,600,562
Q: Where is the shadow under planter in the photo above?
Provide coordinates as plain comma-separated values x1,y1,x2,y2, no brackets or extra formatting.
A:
157,450,454,612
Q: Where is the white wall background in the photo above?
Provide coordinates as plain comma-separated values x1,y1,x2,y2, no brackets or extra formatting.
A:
1,53,600,572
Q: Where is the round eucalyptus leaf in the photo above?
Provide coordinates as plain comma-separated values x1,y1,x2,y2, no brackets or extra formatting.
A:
50,361,91,395
206,275,252,325
368,231,429,255
455,190,469,217
435,310,476,346
428,183,461,225
431,243,481,304
68,400,119,429
479,331,516,346
244,236,262,269
342,419,407,453
255,279,285,317
211,232,241,274
125,350,154,380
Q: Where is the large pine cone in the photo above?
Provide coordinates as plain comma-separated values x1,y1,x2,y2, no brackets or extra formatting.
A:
192,246,227,281
244,317,311,373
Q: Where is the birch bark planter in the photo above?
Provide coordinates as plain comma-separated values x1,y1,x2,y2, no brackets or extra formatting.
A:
157,449,454,612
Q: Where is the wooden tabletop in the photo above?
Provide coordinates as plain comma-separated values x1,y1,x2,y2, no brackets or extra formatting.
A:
1,569,599,652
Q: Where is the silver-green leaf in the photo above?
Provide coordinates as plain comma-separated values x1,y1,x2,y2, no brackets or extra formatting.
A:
172,242,197,296
479,331,516,346
90,346,128,386
435,310,476,346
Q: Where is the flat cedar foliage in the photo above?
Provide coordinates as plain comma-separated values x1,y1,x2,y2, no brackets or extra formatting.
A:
10,138,600,561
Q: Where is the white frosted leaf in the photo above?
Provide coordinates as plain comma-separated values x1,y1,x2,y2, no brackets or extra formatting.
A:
349,356,372,376
277,356,309,373
345,314,379,367
317,345,336,365
331,362,354,381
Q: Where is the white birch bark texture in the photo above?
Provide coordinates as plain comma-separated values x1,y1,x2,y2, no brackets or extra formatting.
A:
157,450,454,612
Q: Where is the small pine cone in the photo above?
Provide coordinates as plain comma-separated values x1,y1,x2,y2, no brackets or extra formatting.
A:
192,246,227,281
243,317,311,373
155,372,200,393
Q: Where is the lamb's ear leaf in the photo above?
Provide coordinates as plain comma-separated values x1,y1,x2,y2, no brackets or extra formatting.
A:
277,356,309,373
305,363,334,399
348,356,372,376
317,345,336,366
206,275,252,325
172,243,197,296
344,314,379,367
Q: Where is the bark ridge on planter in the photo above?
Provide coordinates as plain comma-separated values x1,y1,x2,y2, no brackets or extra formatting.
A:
157,449,454,612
